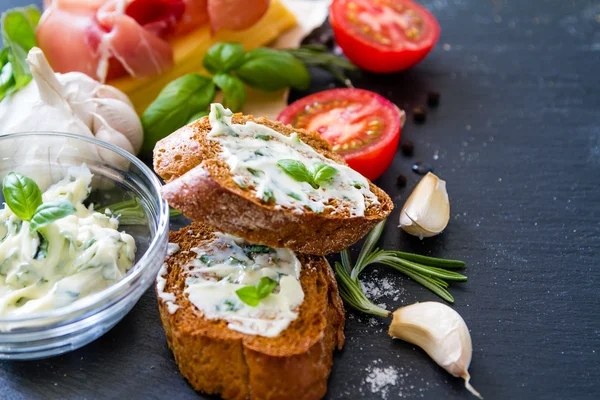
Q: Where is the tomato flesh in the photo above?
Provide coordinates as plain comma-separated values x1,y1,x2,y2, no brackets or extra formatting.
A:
330,0,440,73
278,89,401,181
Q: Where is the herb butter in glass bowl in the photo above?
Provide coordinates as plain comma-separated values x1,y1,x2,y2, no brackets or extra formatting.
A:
0,132,169,359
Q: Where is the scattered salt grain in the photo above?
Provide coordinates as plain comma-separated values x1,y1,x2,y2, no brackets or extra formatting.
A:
365,363,399,400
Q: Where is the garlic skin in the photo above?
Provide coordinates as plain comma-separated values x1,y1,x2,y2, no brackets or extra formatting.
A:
399,172,450,238
389,302,482,399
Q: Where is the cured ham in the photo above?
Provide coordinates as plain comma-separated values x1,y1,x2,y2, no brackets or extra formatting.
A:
36,0,271,82
37,0,183,82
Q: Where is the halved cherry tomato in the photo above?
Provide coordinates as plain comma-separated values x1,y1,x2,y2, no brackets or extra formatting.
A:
330,0,440,73
277,89,401,181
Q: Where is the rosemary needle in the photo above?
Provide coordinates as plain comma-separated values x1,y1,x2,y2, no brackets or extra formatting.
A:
334,219,468,316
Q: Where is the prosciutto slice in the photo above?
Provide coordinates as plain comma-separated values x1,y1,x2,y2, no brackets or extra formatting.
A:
37,0,271,81
37,0,184,82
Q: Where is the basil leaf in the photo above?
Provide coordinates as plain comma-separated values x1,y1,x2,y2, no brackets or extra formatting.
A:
1,6,41,94
244,244,272,256
29,200,76,232
256,276,278,298
213,73,246,112
235,48,310,92
203,42,245,75
277,159,316,188
254,134,271,141
262,188,274,203
0,60,15,100
311,163,338,186
236,277,278,307
188,110,209,124
141,74,216,153
2,172,42,221
34,231,49,260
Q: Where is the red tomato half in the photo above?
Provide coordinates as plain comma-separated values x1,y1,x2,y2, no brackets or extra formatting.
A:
277,89,401,181
330,0,440,73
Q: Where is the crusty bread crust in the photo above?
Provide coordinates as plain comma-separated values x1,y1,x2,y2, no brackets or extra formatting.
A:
154,114,393,255
158,223,345,400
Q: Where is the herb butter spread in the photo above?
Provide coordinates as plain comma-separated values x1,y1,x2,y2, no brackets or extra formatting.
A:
170,233,304,337
208,103,379,216
0,166,136,316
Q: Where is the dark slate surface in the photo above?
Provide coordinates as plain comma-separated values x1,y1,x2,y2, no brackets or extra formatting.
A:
1,0,599,399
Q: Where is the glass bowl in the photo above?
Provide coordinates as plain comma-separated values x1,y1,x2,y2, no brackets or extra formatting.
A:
0,132,169,360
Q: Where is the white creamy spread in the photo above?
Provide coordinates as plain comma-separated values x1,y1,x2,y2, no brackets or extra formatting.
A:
161,233,305,337
207,103,379,217
157,243,181,314
0,165,136,317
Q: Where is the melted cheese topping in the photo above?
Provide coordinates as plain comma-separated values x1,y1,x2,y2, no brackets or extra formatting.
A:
160,234,305,338
208,103,379,217
0,165,136,317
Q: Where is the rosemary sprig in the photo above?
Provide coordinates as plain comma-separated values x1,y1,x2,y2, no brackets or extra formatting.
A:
284,44,357,88
334,219,468,316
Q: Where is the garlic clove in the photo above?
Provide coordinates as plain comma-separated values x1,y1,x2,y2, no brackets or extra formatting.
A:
389,302,482,399
89,98,144,153
95,84,135,108
399,172,450,239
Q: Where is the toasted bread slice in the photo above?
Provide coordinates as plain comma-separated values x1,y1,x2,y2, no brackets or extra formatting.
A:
157,223,345,400
154,108,393,255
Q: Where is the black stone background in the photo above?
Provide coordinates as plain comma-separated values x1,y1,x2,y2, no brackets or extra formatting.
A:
0,0,599,399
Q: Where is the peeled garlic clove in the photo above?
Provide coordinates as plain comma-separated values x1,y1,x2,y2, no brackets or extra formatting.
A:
399,172,450,238
389,302,482,399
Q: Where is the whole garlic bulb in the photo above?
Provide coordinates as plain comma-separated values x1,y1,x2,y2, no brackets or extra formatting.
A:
389,302,482,399
0,48,143,189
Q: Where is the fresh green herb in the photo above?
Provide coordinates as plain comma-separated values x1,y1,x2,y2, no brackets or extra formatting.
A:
2,172,42,221
222,299,240,311
199,255,213,266
141,43,355,150
277,159,315,188
227,256,246,266
141,74,216,153
34,231,49,260
254,149,264,157
244,244,272,256
235,277,278,307
2,172,76,232
282,44,356,88
202,42,245,75
277,160,338,189
93,197,181,225
334,220,468,316
311,162,338,186
29,201,76,232
287,192,302,201
262,189,274,203
254,134,271,141
0,6,41,101
83,238,97,250
213,73,246,112
235,48,310,92
247,168,261,177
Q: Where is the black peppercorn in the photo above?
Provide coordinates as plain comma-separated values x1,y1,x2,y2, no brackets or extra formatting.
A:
401,140,414,156
396,174,407,187
412,106,427,124
427,91,440,107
